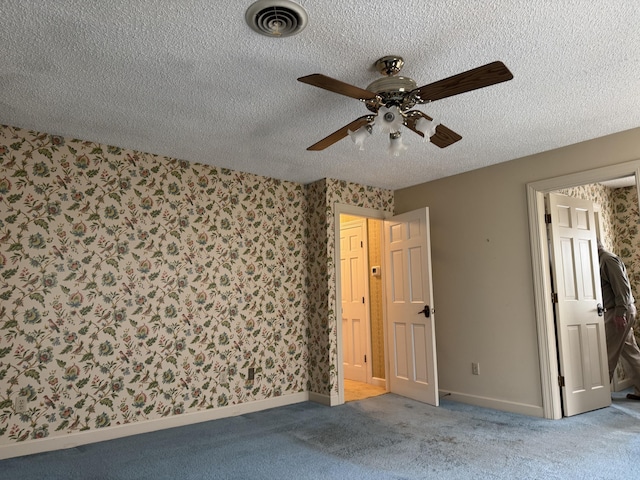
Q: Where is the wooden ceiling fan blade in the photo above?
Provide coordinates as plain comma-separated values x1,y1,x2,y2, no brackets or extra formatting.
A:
298,74,378,101
404,111,462,148
307,116,374,151
430,124,462,148
415,61,513,103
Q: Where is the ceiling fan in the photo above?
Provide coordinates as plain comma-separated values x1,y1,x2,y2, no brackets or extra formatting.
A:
297,56,513,153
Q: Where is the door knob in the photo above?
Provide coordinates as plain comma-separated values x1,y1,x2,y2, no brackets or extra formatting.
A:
418,305,431,318
597,303,604,317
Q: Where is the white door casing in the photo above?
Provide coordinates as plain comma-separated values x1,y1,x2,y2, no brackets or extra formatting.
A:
335,204,388,407
384,208,439,406
341,219,369,383
547,193,610,416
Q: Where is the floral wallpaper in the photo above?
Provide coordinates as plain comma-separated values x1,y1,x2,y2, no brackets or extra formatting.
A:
0,124,393,447
610,186,640,357
304,179,330,395
611,186,640,298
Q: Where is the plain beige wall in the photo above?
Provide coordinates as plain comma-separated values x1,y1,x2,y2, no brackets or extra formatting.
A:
394,127,640,414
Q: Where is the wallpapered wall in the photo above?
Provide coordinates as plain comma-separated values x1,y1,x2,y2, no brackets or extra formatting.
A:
0,124,393,447
611,186,640,295
366,219,385,379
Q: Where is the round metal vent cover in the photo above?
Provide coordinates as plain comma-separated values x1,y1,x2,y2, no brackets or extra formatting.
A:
245,0,308,37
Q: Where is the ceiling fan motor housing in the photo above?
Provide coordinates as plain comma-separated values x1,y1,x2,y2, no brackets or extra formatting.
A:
365,76,419,113
366,57,419,112
374,56,405,76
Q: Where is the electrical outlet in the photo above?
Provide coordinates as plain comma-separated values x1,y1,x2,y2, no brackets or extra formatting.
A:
248,367,255,380
472,362,480,375
15,396,27,413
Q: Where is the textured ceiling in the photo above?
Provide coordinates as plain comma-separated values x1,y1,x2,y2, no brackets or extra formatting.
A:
1,1,640,190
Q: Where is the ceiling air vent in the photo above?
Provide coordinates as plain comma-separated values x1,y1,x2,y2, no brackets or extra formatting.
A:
245,0,308,37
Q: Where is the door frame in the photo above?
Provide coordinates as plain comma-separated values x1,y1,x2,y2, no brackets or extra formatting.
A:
335,204,392,405
527,159,640,419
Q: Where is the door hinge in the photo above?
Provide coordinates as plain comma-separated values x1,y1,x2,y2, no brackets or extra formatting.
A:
545,213,552,224
362,297,365,304
551,292,558,303
364,355,367,363
361,241,363,248
558,375,565,387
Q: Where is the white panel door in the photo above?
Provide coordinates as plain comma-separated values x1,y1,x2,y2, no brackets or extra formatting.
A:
341,220,368,382
384,208,438,406
547,193,610,416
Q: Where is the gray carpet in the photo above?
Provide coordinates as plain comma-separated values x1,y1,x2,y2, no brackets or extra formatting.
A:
2,391,639,479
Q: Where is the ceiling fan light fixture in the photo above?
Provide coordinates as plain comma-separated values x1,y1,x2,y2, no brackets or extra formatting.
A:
415,117,439,142
389,132,407,157
245,0,308,37
348,125,372,151
378,106,403,134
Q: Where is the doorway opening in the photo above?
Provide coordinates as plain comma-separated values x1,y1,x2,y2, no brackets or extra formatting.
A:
552,178,639,398
339,212,387,402
335,204,439,407
528,160,640,419
335,204,391,405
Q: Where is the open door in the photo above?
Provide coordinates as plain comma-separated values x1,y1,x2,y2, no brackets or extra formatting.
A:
547,193,610,416
384,208,439,406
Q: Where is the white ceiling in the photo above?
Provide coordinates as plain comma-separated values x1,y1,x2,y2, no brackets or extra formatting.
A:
1,1,639,190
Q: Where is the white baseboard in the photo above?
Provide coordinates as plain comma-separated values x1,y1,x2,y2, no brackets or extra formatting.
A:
308,391,333,406
0,392,309,460
612,377,633,392
439,390,545,418
369,377,386,388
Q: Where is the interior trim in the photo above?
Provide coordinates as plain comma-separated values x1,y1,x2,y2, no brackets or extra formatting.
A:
334,203,392,406
0,392,309,460
440,390,545,418
527,159,640,419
